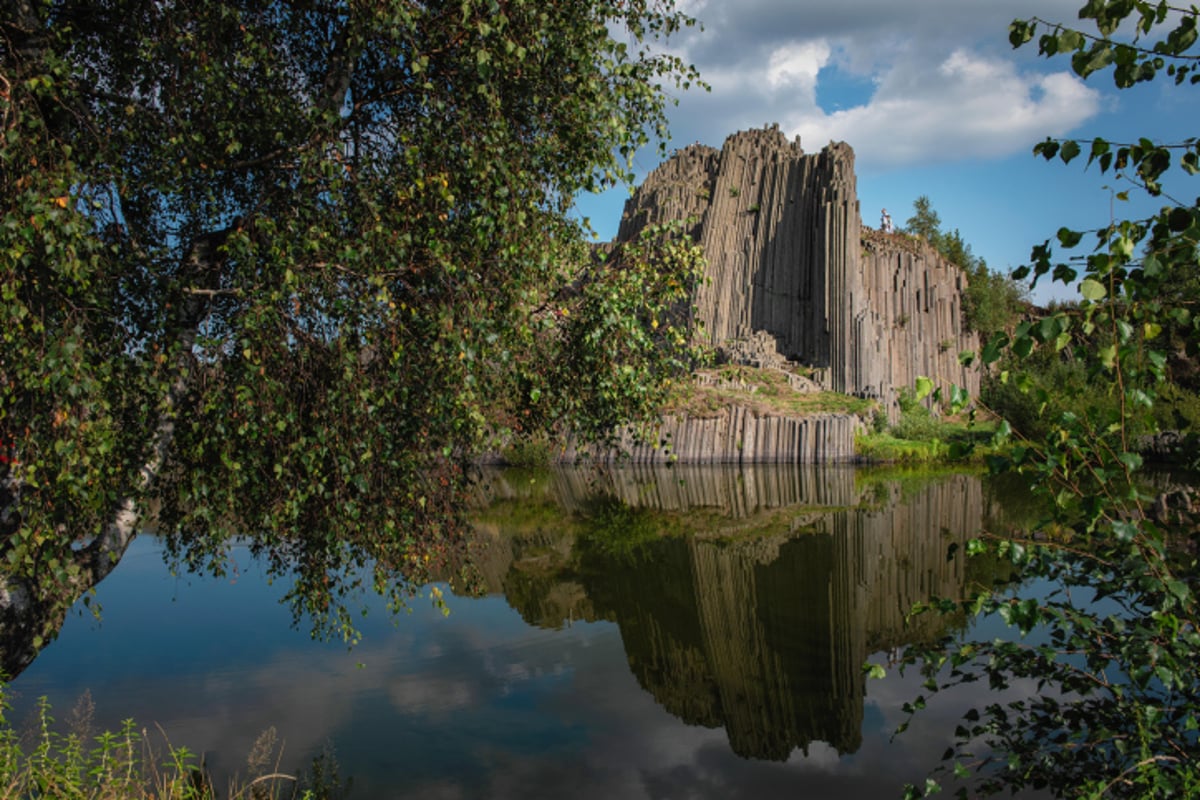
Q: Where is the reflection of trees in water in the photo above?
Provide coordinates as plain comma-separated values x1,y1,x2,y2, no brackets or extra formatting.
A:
1,465,471,679
473,466,993,762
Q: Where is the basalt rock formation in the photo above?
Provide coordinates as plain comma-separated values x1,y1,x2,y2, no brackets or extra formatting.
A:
557,409,861,464
616,126,979,412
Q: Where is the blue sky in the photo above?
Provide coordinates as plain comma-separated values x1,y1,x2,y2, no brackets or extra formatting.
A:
575,0,1196,303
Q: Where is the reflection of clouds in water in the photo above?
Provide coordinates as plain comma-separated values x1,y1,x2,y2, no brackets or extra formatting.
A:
456,643,1046,800
19,609,1043,800
790,740,840,769
441,642,914,800
160,626,1027,800
11,481,1049,800
387,674,478,714
161,651,373,779
147,615,606,788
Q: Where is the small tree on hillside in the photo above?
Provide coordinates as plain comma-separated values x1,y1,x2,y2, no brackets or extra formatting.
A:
905,195,943,242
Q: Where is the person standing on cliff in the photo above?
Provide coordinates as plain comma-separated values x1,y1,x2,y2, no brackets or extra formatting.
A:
881,208,894,234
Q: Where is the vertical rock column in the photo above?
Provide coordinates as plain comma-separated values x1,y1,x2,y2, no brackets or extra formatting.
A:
608,125,980,428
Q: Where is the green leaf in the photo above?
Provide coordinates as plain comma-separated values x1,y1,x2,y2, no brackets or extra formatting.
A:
949,384,969,414
1112,236,1135,260
1168,207,1193,231
981,334,1008,365
1112,520,1138,542
1056,227,1084,248
914,375,934,401
1080,278,1106,301
1037,315,1062,342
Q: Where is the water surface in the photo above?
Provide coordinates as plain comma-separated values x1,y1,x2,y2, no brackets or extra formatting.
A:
9,465,1025,799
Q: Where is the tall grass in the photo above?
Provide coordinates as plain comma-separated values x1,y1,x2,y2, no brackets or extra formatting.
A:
0,688,343,800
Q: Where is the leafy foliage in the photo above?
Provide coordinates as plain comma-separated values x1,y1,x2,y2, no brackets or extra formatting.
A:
904,195,944,243
0,0,705,658
889,3,1200,798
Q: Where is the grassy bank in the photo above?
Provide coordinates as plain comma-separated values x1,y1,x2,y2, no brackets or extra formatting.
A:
665,366,877,418
856,391,999,464
494,366,1002,467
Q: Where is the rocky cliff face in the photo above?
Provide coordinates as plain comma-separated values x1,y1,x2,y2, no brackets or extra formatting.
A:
616,127,979,411
557,407,861,464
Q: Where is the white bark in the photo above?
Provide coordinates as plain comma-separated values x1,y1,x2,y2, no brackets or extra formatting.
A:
0,230,220,677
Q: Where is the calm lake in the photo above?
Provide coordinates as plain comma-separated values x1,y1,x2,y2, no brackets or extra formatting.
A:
7,465,1035,799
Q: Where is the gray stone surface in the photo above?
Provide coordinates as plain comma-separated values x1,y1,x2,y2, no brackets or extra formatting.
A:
616,127,980,416
558,408,862,464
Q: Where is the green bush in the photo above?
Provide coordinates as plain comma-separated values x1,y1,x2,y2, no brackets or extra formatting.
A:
855,434,947,463
890,389,947,442
1153,382,1200,432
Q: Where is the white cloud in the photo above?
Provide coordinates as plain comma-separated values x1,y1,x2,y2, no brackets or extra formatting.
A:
785,49,1101,167
654,0,1103,170
765,40,830,95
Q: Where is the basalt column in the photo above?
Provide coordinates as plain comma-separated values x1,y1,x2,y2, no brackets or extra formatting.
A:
613,127,980,411
618,128,856,372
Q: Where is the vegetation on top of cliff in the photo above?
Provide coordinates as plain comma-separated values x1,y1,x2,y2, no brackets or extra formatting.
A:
662,366,877,419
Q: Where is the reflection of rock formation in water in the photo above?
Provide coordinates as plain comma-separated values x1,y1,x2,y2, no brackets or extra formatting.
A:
471,467,984,761
462,518,598,630
636,534,859,760
478,463,865,519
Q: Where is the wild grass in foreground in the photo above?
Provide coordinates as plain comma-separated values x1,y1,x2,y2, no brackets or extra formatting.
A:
0,689,345,799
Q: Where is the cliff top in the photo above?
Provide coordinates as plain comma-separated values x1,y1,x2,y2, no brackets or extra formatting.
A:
663,367,876,420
